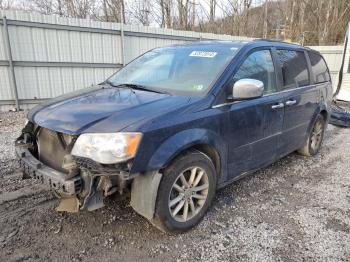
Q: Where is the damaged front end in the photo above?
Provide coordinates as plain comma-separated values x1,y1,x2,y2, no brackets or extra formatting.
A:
15,122,138,212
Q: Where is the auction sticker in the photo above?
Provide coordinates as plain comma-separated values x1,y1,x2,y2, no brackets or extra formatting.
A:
189,51,217,58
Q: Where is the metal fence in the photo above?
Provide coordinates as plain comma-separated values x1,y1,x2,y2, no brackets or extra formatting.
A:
0,10,349,111
0,10,253,111
308,45,344,86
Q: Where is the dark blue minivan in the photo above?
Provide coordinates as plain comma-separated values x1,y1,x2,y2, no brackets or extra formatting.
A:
15,40,332,232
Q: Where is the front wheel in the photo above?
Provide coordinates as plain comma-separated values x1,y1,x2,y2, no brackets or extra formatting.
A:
153,151,217,233
298,114,326,156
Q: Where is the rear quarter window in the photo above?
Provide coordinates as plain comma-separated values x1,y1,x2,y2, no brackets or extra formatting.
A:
308,51,331,83
276,49,310,89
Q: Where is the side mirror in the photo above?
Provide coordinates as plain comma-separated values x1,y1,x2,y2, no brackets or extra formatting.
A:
232,79,264,100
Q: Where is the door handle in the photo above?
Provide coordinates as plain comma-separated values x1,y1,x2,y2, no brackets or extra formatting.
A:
285,100,297,106
271,102,284,109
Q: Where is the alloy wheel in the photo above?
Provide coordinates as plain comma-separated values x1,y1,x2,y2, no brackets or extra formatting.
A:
168,166,209,222
310,119,323,151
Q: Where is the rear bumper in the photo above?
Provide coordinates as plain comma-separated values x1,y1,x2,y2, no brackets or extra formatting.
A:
15,146,82,195
330,118,350,127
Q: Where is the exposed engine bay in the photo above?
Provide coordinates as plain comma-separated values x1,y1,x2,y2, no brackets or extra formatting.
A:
15,122,138,213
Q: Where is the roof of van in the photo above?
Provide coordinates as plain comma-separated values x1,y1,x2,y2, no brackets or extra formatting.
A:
157,39,321,57
168,39,314,52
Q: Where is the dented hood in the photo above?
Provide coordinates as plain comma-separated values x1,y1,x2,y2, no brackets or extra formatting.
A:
28,86,190,135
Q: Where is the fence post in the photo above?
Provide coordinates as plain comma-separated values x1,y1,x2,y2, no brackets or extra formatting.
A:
3,16,20,111
347,22,350,74
120,23,125,66
120,14,126,66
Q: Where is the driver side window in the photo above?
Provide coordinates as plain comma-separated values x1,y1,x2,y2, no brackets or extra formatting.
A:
233,50,277,94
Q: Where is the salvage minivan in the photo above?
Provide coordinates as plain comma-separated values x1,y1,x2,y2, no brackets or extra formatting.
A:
15,40,332,232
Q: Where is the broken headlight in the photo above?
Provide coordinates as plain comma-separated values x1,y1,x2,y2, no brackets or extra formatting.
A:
71,133,142,164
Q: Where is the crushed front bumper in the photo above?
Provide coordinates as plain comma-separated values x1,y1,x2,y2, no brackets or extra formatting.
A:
15,146,82,195
330,103,350,127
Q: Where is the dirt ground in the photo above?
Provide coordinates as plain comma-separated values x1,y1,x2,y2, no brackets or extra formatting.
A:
1,111,350,262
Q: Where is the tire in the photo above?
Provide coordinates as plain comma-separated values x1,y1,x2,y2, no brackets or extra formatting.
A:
297,114,326,156
152,151,217,233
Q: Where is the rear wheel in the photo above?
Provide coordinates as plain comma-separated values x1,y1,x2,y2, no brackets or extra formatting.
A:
298,114,326,156
153,151,217,233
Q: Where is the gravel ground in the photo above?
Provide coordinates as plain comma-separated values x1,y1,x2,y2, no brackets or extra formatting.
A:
1,111,350,262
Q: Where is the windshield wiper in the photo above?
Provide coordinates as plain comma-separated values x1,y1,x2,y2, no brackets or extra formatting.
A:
101,80,135,93
103,81,170,95
122,84,170,95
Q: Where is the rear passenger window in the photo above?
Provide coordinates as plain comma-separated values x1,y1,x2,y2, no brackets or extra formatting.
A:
276,50,310,89
308,52,330,83
233,50,277,94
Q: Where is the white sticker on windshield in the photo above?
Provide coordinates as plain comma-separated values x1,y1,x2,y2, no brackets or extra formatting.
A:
192,84,204,90
189,51,217,58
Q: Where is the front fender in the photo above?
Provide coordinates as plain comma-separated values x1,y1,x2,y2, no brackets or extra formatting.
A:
146,128,227,182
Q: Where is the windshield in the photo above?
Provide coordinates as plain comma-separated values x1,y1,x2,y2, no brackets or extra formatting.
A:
107,44,240,96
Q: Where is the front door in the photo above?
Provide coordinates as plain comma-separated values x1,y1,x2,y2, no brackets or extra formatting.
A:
224,49,284,178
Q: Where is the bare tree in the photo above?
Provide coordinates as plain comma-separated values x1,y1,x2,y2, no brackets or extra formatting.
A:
29,0,99,18
101,0,125,23
159,0,173,28
177,0,191,29
209,0,216,23
0,0,13,9
130,0,152,26
30,0,63,15
5,0,350,45
64,0,94,18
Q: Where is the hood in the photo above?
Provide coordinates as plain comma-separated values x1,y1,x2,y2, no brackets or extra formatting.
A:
28,86,190,135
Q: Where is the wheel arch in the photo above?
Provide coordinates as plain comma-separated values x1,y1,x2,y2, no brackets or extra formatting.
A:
307,106,329,135
319,109,328,122
161,143,222,181
147,128,227,183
